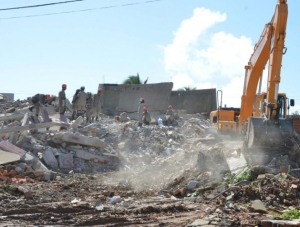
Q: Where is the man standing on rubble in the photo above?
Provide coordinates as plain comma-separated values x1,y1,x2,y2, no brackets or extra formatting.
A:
138,98,145,127
76,86,87,117
86,92,93,124
142,107,151,125
58,84,67,116
71,89,80,120
93,88,103,122
28,94,47,116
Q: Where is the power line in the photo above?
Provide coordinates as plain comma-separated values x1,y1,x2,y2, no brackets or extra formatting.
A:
0,0,161,20
0,0,83,11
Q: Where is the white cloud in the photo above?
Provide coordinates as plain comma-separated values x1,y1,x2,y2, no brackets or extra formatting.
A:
171,73,194,90
164,7,254,107
171,73,217,90
221,76,244,107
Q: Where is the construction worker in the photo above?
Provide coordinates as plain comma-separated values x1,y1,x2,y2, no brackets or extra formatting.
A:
86,92,93,124
76,86,86,116
58,84,67,116
28,94,47,116
115,112,130,123
71,89,80,120
142,107,151,125
138,98,145,127
163,105,178,126
93,88,103,121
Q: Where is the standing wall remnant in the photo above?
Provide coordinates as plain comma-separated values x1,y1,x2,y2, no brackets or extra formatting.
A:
99,83,173,120
169,89,217,115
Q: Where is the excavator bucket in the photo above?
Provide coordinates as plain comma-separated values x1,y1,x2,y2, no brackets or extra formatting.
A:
243,117,294,165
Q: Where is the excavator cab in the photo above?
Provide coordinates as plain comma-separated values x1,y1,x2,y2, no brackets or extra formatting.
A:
254,93,293,119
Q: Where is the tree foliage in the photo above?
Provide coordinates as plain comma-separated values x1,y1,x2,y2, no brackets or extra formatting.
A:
178,86,197,91
123,73,148,84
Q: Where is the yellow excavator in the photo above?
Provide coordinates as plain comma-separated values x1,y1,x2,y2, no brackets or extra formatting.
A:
210,0,297,163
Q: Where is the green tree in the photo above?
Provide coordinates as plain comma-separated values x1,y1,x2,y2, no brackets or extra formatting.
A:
292,110,299,116
178,86,197,91
123,73,148,84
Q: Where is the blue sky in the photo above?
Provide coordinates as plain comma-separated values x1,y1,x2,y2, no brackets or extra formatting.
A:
0,0,300,112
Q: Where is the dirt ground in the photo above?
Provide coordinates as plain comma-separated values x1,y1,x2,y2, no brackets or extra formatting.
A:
0,172,251,227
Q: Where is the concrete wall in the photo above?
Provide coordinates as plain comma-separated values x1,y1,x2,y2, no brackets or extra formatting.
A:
99,83,173,120
0,93,14,102
169,89,217,114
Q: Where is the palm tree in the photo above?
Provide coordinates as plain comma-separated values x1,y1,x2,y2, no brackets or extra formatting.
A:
178,86,197,91
123,73,148,84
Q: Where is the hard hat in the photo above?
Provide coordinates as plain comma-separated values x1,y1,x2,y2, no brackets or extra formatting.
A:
114,116,119,121
62,84,67,88
143,107,147,112
81,86,85,90
45,94,51,100
168,105,173,109
98,88,103,93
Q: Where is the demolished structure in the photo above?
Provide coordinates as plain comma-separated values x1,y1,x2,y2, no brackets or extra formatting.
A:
1,89,300,226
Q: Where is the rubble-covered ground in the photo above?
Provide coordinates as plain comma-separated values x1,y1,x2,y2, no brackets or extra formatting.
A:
1,97,300,226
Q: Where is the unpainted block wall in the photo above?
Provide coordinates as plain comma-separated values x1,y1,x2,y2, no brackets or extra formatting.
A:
169,89,217,114
99,83,173,120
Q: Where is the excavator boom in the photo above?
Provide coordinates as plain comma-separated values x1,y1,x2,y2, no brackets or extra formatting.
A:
239,0,288,130
239,0,296,165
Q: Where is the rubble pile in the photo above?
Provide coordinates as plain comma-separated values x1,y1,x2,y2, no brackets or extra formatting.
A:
2,98,300,226
0,96,217,187
99,117,217,191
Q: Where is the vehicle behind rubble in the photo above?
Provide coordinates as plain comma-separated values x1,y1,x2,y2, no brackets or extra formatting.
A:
210,0,300,165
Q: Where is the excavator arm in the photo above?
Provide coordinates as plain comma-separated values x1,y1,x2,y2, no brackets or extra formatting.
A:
239,0,288,131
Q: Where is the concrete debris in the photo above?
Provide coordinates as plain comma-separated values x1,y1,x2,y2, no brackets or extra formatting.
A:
61,133,107,150
0,140,26,156
0,113,24,122
250,200,267,213
42,148,58,170
187,180,198,189
0,150,20,165
2,96,300,226
58,153,74,169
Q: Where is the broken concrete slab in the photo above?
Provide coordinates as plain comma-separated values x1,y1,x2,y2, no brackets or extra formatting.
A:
0,150,20,165
9,131,18,145
58,154,74,169
0,140,26,156
186,219,210,227
0,121,70,134
62,133,106,151
74,150,109,164
5,107,15,113
21,113,29,126
70,116,83,130
0,113,24,122
21,152,54,181
250,200,267,213
42,149,58,170
187,181,198,189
